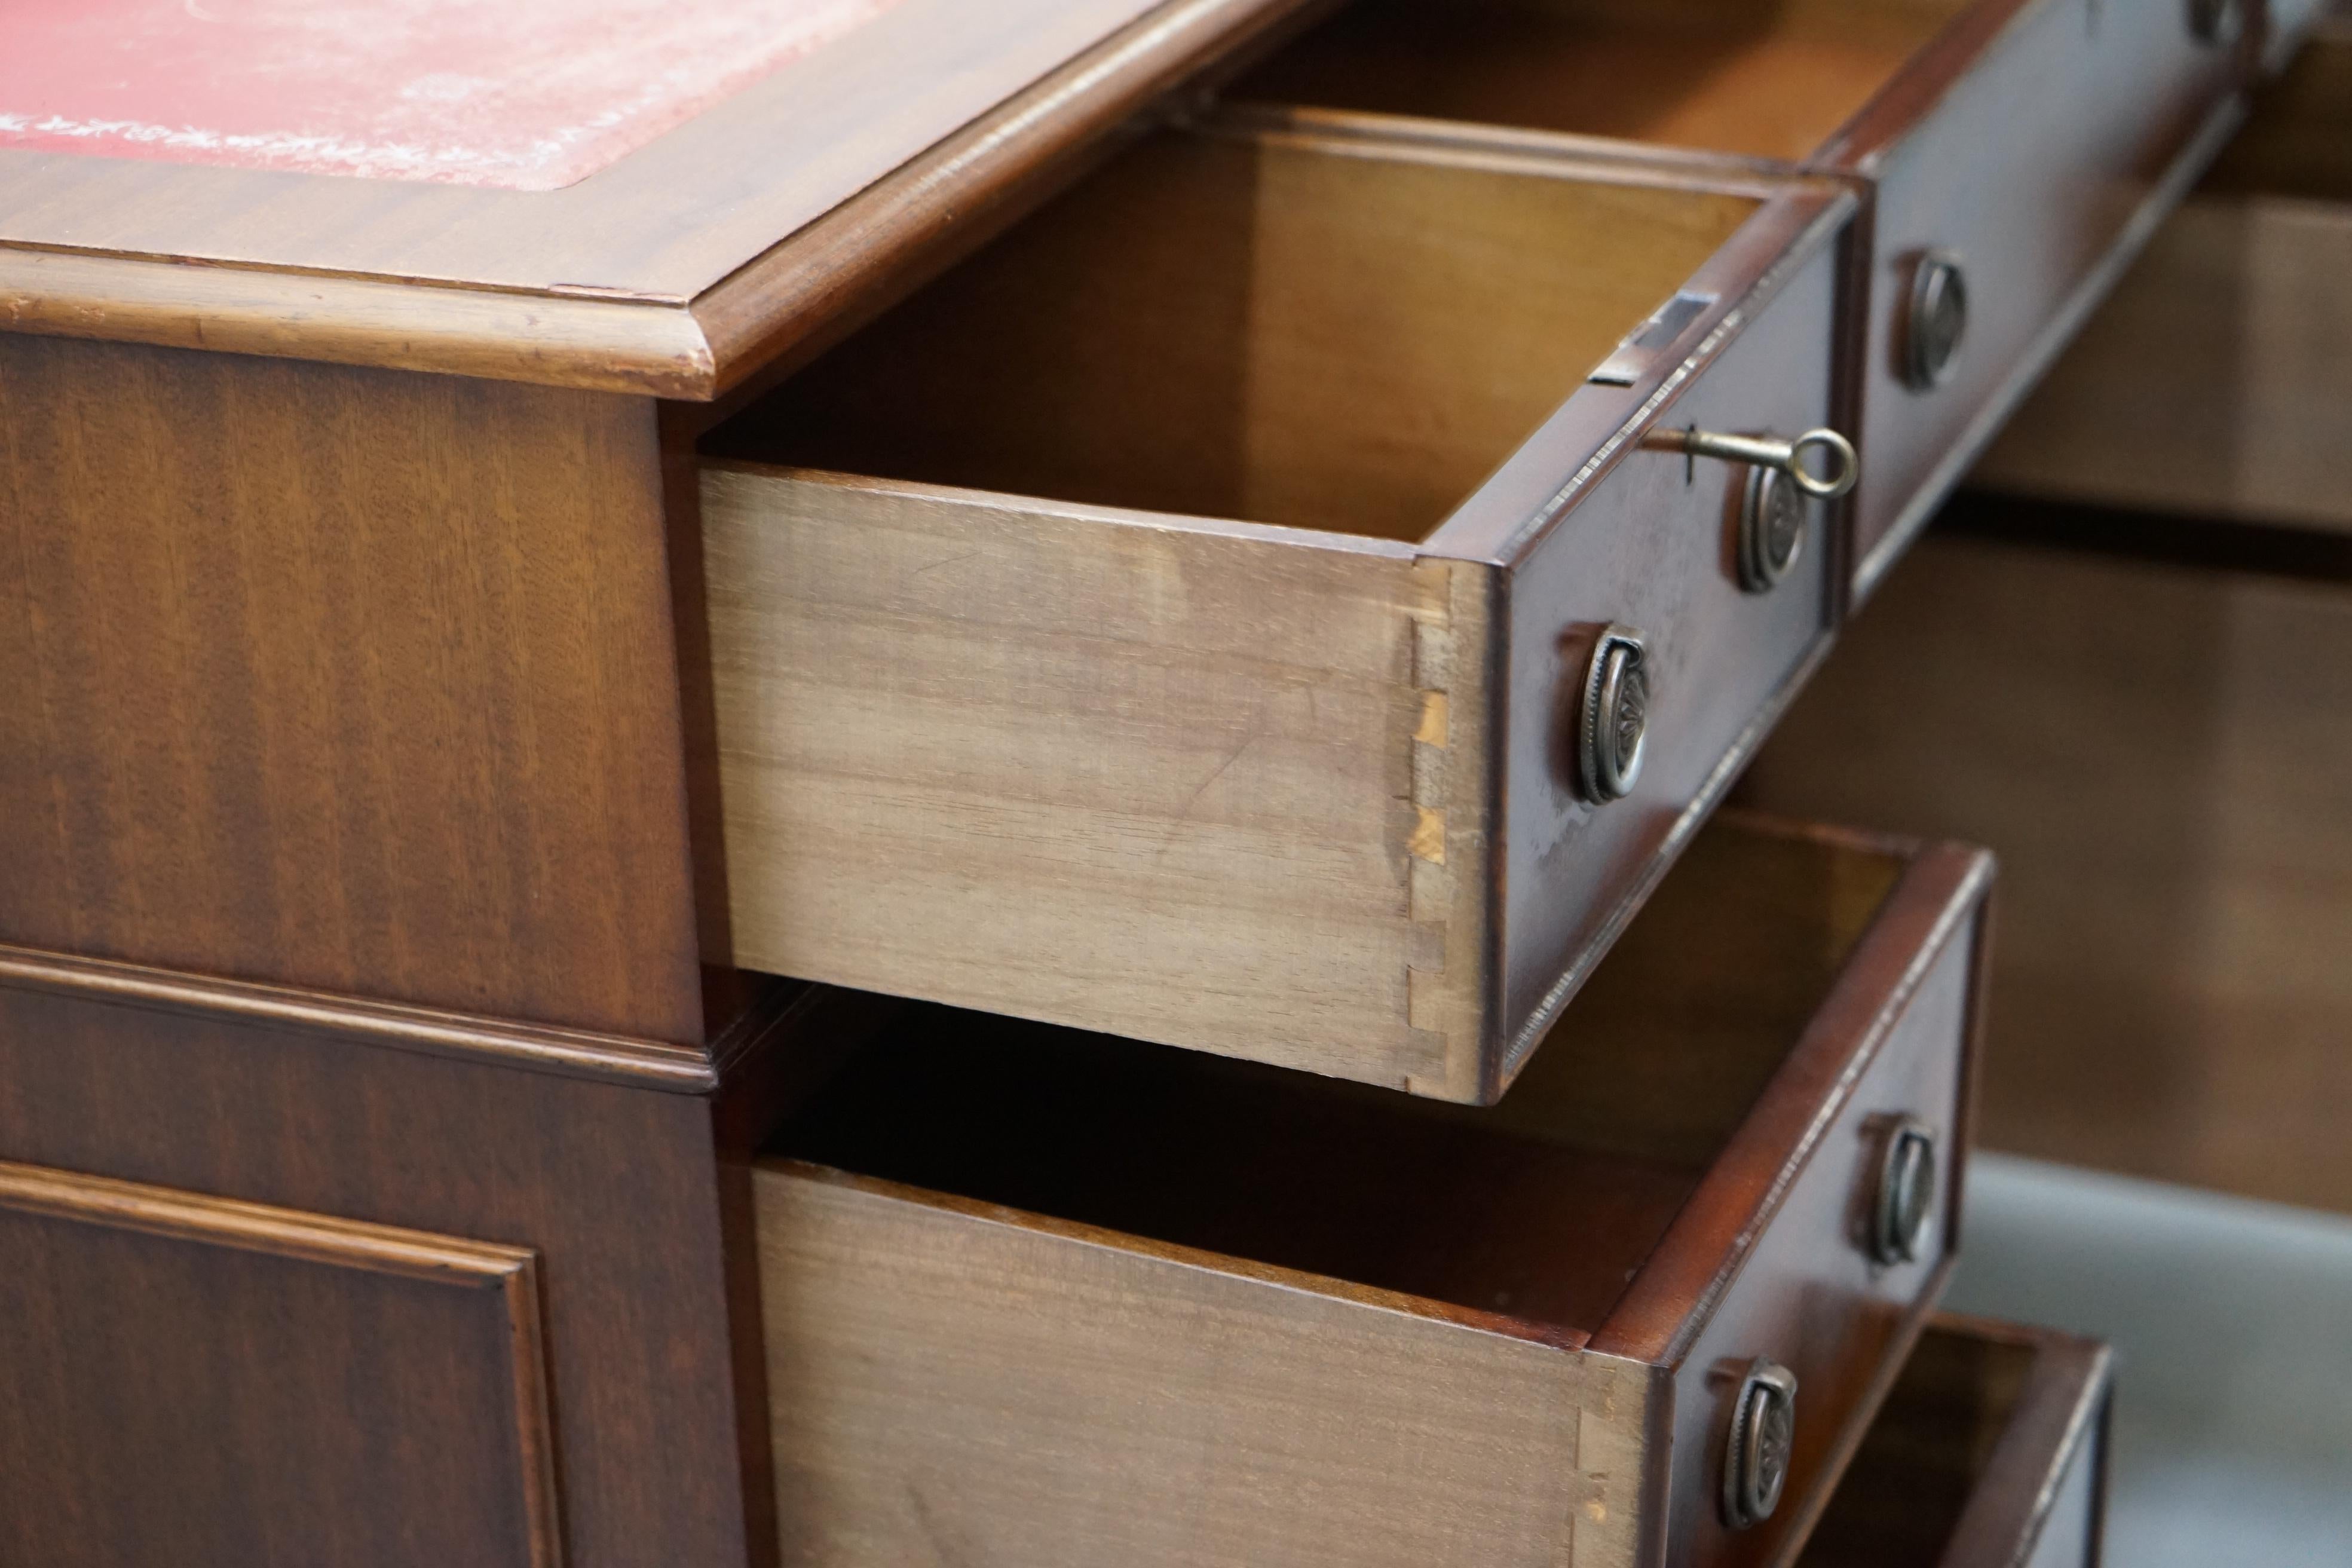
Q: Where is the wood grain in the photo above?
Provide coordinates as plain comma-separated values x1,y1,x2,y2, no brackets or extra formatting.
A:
0,1160,560,1568
0,334,706,1042
748,813,1983,1566
1742,527,2352,1214
1973,27,2352,534
701,463,1484,1097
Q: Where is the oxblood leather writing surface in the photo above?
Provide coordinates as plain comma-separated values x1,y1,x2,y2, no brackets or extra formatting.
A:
0,0,908,189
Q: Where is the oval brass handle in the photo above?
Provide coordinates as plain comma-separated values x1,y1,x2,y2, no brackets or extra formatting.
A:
1904,251,1968,391
1643,425,1860,501
1722,1358,1799,1530
1870,1116,1940,1265
1576,625,1649,805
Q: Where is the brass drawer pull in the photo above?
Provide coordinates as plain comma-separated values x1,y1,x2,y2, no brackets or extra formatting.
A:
1643,425,1860,501
1870,1116,1940,1265
1723,1358,1799,1529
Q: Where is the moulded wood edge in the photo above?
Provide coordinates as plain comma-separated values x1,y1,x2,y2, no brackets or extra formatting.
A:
0,1158,565,1568
0,246,719,396
0,941,814,1094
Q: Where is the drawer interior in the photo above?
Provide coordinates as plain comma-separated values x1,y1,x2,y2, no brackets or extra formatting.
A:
766,819,1904,1339
699,125,1759,544
1235,0,1971,161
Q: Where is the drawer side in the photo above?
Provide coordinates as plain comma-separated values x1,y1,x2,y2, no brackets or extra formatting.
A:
704,465,1496,1095
755,1162,1661,1568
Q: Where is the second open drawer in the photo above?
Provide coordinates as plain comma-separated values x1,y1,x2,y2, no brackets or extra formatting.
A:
699,117,1861,1101
1240,0,2251,598
751,812,1991,1567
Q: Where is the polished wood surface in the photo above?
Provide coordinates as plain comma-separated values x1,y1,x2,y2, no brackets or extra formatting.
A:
0,0,1325,396
700,119,1851,1098
0,954,890,1568
1800,1316,2112,1568
1744,519,2352,1214
749,813,1986,1566
1974,23,2352,534
0,334,710,1043
0,1160,559,1568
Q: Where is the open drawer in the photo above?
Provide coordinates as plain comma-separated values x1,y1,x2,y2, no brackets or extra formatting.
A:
1236,0,2251,598
1974,16,2352,534
699,118,1859,1101
751,813,1992,1567
1799,1316,2114,1568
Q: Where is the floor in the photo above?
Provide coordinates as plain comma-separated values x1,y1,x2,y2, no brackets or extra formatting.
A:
1944,1154,2352,1566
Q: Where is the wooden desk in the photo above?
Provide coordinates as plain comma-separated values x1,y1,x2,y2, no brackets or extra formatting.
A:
0,1,2298,1562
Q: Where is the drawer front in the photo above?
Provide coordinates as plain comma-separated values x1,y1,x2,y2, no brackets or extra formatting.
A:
1799,1317,2114,1568
1494,238,1843,1082
1845,0,2244,595
1613,860,1980,1568
754,816,1993,1567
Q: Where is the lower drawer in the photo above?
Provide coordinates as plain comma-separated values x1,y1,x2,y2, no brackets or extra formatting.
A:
751,811,1990,1567
1799,1315,2114,1568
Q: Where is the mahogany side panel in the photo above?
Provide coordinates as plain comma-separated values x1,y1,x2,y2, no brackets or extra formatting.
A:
0,960,795,1568
0,1161,561,1568
0,333,706,1042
